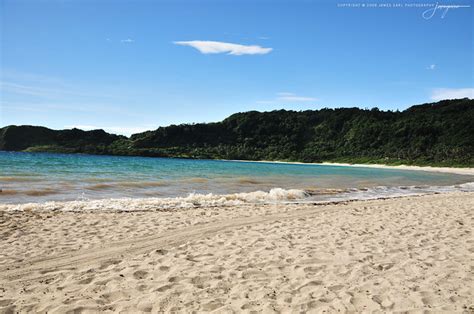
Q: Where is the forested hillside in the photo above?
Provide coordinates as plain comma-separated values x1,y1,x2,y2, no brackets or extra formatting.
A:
1,98,473,166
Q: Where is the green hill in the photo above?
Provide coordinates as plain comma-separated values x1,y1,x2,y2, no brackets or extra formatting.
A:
1,98,473,166
0,125,124,154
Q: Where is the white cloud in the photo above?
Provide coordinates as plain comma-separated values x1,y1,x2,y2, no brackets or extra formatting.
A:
173,40,272,55
120,38,134,43
257,92,318,104
426,64,436,70
65,125,152,136
431,88,474,101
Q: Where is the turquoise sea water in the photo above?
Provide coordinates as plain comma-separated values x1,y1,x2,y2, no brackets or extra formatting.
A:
0,151,473,205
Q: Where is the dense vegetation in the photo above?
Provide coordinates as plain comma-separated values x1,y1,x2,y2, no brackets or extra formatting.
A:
1,98,473,166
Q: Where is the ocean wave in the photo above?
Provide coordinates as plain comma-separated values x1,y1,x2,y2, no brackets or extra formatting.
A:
0,188,308,212
180,177,209,183
0,176,41,182
236,177,261,184
0,188,61,197
0,183,473,212
85,181,168,190
318,182,474,202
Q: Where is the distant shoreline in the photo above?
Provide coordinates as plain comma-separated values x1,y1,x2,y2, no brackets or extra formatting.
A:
224,159,474,176
13,148,473,171
2,150,473,176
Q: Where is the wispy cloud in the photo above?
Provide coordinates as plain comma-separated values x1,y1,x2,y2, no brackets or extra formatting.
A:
173,40,272,55
257,92,318,104
277,92,318,102
2,102,102,113
0,80,117,101
120,38,134,43
0,81,79,98
431,88,474,101
0,70,153,123
0,70,122,101
426,64,436,70
0,70,114,100
2,101,149,119
65,125,152,136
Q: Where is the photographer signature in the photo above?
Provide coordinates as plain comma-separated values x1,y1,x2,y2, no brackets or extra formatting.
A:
422,2,471,19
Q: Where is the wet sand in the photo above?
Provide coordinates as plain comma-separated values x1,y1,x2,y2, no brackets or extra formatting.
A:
0,192,473,312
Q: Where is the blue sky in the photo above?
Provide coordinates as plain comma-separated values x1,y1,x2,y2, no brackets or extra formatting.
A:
1,0,472,135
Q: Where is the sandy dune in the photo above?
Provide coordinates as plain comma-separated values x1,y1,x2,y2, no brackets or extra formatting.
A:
0,192,473,313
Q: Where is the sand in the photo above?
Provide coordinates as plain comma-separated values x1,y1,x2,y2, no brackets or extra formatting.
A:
225,159,474,176
0,192,473,313
318,163,474,176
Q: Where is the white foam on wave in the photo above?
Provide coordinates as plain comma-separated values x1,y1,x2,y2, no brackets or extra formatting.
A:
318,181,474,202
1,183,472,212
0,188,309,212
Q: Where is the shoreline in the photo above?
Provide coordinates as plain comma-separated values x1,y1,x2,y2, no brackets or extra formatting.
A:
2,186,473,212
224,159,474,176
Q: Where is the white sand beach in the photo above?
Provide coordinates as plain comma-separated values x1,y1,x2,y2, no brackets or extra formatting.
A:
0,192,473,312
319,163,474,176
226,159,474,176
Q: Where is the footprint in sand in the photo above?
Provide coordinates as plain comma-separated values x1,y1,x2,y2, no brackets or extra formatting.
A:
137,284,148,292
133,270,149,280
77,276,94,285
100,291,128,303
297,280,323,293
190,276,210,289
328,284,344,291
98,259,121,270
167,275,186,283
241,270,268,279
155,284,173,292
303,266,324,273
0,305,16,314
0,299,14,307
201,300,224,311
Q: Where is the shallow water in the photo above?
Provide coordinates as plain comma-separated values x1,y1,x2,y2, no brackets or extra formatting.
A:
0,151,473,206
